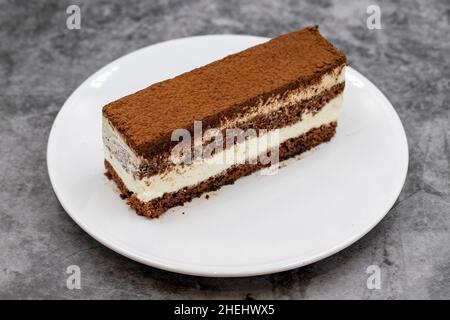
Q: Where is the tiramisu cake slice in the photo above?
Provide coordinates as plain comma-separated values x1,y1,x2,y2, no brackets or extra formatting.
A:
103,26,346,218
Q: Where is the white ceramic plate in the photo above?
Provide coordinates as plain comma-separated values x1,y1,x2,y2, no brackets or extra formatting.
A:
47,35,408,277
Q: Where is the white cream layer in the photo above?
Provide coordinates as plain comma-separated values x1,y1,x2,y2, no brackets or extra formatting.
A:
104,93,343,202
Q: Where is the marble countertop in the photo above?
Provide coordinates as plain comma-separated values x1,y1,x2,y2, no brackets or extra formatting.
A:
0,0,449,299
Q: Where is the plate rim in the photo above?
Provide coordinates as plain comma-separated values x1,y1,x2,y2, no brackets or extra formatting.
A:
47,34,409,277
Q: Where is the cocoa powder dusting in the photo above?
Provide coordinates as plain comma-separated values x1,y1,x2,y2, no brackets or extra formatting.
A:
103,26,346,159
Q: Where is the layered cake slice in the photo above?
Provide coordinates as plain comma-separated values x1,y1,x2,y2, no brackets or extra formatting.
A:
103,26,347,218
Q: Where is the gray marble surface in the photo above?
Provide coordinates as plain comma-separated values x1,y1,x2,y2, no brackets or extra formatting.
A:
0,0,449,299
